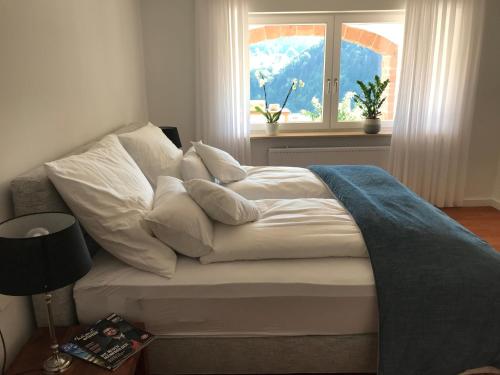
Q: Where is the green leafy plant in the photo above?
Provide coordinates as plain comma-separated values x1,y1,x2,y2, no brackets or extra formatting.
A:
300,96,322,121
353,75,389,119
255,71,304,124
338,91,363,121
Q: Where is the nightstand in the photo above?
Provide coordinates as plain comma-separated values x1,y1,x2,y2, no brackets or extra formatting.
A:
6,324,150,375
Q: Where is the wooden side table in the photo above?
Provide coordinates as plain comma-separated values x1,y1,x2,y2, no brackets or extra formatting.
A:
7,324,149,375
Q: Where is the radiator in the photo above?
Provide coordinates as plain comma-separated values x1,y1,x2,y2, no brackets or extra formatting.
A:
268,146,390,169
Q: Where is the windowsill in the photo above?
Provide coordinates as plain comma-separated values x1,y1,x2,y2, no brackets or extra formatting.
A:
250,128,393,140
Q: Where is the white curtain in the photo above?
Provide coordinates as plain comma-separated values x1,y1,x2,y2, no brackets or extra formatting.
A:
195,0,250,163
389,0,485,207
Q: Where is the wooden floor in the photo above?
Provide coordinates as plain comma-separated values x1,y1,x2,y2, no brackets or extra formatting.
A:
442,206,500,251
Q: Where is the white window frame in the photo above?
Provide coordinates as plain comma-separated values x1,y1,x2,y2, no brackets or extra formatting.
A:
249,14,334,131
248,11,405,132
330,12,405,130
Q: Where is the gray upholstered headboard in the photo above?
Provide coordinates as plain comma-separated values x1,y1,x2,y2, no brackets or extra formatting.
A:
10,122,146,327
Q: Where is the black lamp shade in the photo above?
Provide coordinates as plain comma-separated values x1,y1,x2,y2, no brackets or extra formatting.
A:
161,126,182,148
0,212,92,296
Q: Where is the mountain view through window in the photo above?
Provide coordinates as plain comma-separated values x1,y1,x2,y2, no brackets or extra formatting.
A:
249,22,403,125
249,24,326,124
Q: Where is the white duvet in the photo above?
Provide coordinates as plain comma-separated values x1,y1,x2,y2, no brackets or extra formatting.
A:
201,198,368,264
224,166,332,200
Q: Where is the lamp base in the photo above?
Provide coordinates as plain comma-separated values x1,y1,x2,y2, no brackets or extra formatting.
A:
43,352,72,374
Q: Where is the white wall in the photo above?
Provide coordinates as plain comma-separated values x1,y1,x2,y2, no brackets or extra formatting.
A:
140,0,195,150
0,0,148,367
465,0,500,204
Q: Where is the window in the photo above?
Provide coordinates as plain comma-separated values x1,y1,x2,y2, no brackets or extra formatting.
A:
249,22,328,126
249,13,404,131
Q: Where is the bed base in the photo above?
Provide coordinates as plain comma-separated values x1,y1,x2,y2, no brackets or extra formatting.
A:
148,334,378,374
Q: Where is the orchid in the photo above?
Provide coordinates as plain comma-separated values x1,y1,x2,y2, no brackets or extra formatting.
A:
255,70,269,87
294,79,305,89
255,76,305,124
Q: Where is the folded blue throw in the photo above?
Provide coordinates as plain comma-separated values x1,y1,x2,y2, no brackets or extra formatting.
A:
310,165,500,375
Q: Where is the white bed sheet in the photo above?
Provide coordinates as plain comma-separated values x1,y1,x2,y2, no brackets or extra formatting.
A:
74,252,378,337
224,166,332,199
202,198,368,264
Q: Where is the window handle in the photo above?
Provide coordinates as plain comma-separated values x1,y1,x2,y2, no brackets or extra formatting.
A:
327,79,339,95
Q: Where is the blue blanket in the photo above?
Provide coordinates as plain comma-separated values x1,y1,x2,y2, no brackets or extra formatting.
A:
309,165,500,375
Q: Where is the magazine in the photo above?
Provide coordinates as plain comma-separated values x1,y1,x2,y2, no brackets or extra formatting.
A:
61,313,154,370
59,342,110,369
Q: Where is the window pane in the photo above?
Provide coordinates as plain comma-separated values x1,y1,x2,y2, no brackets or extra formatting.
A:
249,24,326,124
337,23,403,122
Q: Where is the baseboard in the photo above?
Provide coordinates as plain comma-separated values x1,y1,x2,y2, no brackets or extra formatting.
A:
463,197,500,209
492,198,500,210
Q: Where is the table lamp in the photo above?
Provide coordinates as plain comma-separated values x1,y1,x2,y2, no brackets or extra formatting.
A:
0,212,92,373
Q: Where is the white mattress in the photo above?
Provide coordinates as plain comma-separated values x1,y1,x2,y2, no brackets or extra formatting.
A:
225,166,332,199
74,252,378,337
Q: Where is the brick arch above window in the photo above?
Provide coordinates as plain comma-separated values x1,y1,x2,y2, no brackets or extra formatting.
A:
249,24,396,55
249,25,326,45
341,24,397,56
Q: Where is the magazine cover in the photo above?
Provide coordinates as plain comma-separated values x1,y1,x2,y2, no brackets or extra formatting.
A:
59,342,111,369
61,313,154,370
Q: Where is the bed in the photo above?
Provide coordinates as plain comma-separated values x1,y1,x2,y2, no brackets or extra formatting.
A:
11,123,500,375
10,123,379,374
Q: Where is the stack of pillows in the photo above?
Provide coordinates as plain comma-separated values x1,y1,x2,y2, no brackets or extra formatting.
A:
45,123,260,278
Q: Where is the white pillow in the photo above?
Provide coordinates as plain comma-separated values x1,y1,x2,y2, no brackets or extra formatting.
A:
45,135,177,278
192,141,246,183
146,176,213,258
118,122,183,187
184,179,260,225
181,146,213,181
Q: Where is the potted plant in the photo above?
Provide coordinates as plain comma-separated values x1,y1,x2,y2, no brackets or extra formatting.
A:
255,72,304,136
353,75,389,134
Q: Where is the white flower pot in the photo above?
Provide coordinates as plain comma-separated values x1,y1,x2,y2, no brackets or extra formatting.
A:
363,118,381,134
266,122,280,136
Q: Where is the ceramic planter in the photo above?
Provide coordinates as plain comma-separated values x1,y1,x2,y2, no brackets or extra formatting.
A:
266,122,279,136
363,118,381,134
